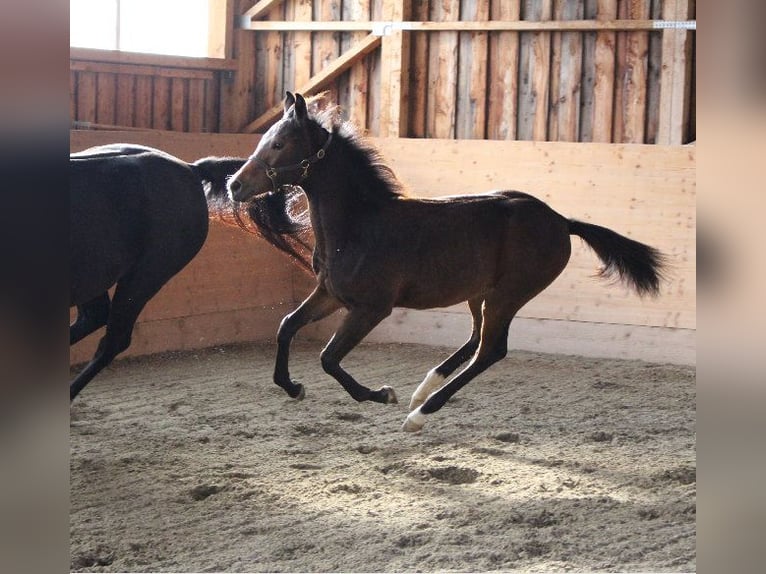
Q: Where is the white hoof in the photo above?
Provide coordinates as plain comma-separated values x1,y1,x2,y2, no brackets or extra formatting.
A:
408,370,445,411
402,408,427,432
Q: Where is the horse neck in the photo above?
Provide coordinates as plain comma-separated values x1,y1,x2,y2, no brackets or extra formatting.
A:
303,146,387,252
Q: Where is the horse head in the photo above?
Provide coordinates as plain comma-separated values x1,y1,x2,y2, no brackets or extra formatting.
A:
228,92,332,203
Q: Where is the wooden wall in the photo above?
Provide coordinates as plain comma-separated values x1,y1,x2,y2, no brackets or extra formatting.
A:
70,1,695,144
70,130,694,365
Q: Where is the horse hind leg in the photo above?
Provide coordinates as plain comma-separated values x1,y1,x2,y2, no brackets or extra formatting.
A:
408,297,483,411
70,276,158,401
70,293,111,345
403,304,514,432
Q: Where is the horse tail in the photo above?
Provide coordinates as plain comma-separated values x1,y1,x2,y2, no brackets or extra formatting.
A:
190,156,246,198
568,219,667,297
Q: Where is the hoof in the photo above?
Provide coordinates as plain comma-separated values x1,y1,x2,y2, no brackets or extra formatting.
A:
402,408,426,432
291,383,305,401
381,385,398,404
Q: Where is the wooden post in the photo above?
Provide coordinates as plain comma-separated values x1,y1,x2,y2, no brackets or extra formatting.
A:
379,0,410,138
657,0,693,144
518,0,552,141
407,0,430,137
343,0,371,132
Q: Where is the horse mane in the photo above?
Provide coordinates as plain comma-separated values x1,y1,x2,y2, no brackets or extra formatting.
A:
310,99,407,201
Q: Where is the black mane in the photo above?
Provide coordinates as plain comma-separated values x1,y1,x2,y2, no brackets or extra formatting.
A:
311,105,407,201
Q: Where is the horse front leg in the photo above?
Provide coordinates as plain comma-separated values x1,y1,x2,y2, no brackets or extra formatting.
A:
274,284,342,399
320,306,397,404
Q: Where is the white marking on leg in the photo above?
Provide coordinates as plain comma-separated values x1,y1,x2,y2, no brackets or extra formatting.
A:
408,369,445,411
402,406,427,432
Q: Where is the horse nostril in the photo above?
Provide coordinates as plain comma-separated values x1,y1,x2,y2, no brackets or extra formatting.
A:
229,179,241,193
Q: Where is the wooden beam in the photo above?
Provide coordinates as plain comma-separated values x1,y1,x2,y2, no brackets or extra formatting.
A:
240,19,694,32
69,47,237,70
242,0,284,20
70,60,216,80
242,33,381,133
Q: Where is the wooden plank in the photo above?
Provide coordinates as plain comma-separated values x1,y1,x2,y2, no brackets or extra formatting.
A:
312,0,341,105
243,34,381,133
378,0,409,137
657,0,693,144
487,1,521,140
578,0,598,142
187,79,206,132
152,76,171,130
549,0,584,142
456,0,489,139
70,60,216,80
134,76,154,128
518,0,553,141
207,0,233,58
241,20,682,32
170,78,187,131
343,0,371,133
613,0,650,143
95,72,116,126
220,2,258,132
69,47,237,70
115,74,136,127
645,0,663,143
407,1,430,137
427,0,460,139
70,71,78,122
242,0,285,20
292,0,313,89
591,0,617,142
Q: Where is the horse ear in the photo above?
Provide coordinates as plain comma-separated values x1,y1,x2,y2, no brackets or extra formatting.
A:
284,92,296,115
294,93,308,120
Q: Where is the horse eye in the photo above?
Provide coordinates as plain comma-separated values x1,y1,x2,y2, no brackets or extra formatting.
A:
272,142,283,150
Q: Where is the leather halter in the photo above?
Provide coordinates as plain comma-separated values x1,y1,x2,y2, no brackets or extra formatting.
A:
248,131,333,193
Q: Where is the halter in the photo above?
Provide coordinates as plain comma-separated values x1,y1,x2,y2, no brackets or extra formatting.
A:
248,131,333,193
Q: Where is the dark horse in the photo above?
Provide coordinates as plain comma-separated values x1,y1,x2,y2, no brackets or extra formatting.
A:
228,93,667,432
70,143,310,401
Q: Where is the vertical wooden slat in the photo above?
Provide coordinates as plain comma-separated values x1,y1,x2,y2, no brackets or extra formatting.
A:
591,0,617,142
134,76,154,128
115,74,136,127
427,0,460,139
293,0,313,89
366,1,383,136
96,72,117,125
579,0,599,142
187,78,206,132
205,76,220,133
312,1,341,104
171,77,188,132
407,1,430,137
343,0,371,132
253,2,284,128
379,0,410,137
645,0,663,144
657,0,693,144
549,0,584,142
70,71,78,123
487,1,521,140
613,0,649,143
518,0,553,141
152,76,171,130
456,0,489,139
